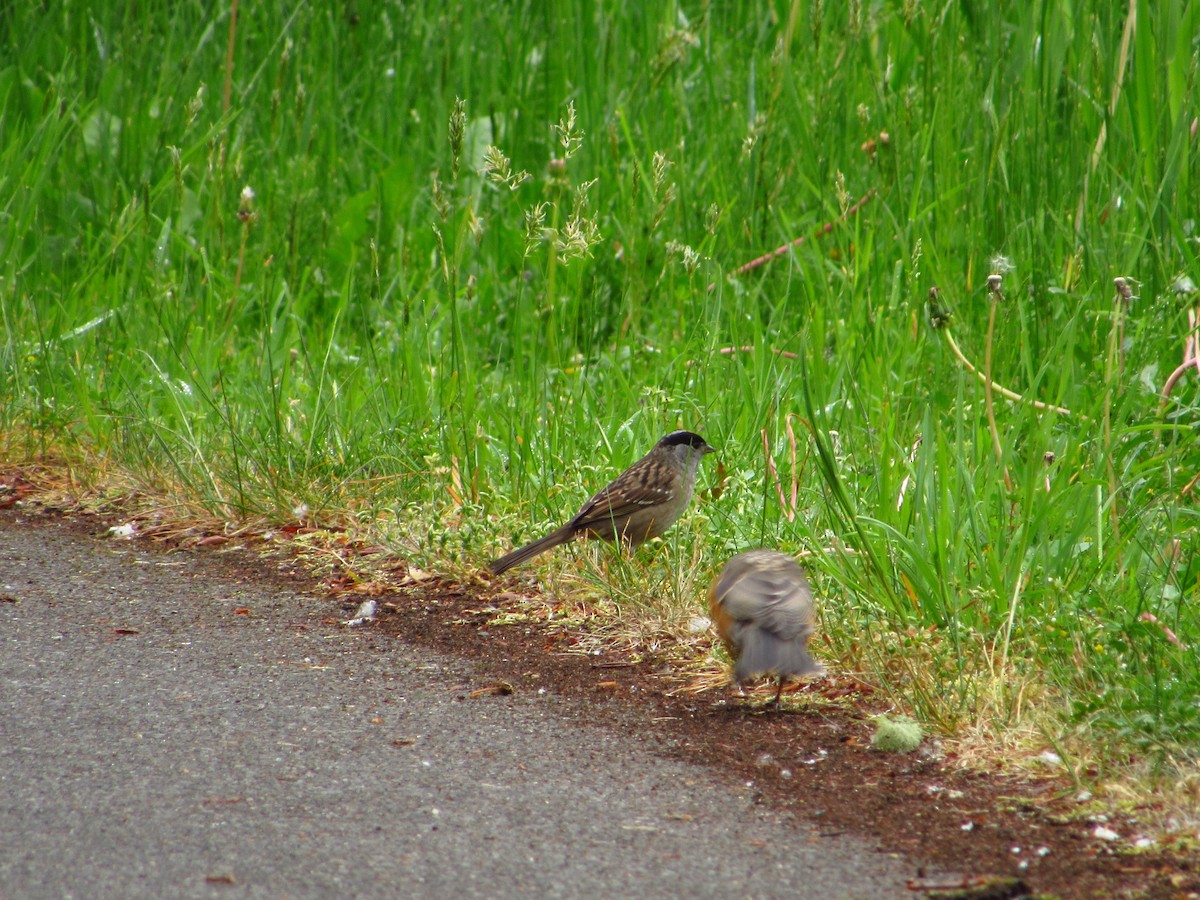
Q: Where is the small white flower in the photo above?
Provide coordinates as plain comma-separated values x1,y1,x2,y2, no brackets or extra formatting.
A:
1171,274,1197,293
989,253,1015,274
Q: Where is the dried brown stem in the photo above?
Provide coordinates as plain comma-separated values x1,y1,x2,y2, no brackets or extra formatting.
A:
762,416,806,522
762,428,790,522
708,190,877,291
1157,306,1199,417
1181,469,1200,499
1138,612,1187,650
933,291,1076,418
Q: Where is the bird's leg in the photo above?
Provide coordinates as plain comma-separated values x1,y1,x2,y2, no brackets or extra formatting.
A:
770,676,786,706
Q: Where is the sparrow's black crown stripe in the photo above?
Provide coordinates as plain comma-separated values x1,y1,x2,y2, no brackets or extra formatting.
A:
659,430,711,450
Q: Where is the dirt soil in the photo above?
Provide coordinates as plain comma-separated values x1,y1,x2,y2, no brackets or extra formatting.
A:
3,470,1198,899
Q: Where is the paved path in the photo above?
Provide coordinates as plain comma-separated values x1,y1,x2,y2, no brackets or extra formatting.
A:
0,510,915,898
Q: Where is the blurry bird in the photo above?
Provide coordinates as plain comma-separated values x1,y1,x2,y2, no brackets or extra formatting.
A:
489,430,716,575
709,549,823,703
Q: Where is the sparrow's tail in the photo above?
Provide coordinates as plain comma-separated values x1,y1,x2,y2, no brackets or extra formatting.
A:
488,527,573,575
731,626,823,683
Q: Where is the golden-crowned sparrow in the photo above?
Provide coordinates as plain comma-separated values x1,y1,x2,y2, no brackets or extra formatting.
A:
489,430,716,575
709,549,823,702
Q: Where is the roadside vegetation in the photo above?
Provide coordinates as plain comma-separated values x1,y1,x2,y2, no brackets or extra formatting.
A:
3,1,1198,824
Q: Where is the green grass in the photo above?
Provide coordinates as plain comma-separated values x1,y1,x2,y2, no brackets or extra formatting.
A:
3,1,1199,776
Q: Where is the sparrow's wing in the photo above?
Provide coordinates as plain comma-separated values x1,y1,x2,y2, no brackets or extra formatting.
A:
570,459,676,531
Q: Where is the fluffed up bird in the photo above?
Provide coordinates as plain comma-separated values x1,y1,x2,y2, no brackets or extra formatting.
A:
709,549,823,703
489,430,716,575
